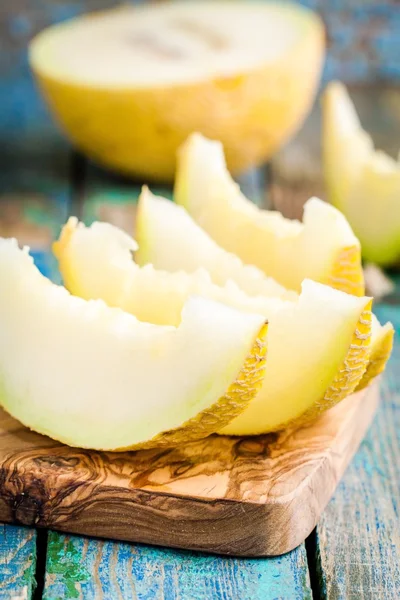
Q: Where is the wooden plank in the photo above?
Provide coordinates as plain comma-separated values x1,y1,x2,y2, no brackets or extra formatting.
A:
0,525,37,600
270,87,400,599
316,303,400,599
43,532,311,600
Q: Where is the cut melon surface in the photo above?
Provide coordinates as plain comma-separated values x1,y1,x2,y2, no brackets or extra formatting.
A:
135,189,391,397
0,238,268,450
175,133,364,295
29,2,324,180
323,81,400,266
55,218,373,435
55,217,286,325
136,188,294,300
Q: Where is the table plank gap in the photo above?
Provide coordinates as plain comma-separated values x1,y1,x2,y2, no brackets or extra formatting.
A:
32,530,48,600
43,533,312,600
305,528,324,600
69,151,88,221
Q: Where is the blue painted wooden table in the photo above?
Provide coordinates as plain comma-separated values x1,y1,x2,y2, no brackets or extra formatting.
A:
1,1,400,598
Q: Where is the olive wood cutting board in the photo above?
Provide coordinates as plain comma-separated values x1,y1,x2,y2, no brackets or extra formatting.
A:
0,382,379,557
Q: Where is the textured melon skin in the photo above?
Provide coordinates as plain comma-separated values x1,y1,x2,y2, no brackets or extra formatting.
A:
30,6,324,181
356,318,394,392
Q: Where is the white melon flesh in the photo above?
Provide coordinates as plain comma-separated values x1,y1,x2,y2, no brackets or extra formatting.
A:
55,219,373,435
29,2,324,180
136,188,294,300
0,239,267,450
134,191,391,396
323,81,400,266
175,133,364,295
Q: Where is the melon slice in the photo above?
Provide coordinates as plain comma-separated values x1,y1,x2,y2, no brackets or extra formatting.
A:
356,315,394,391
175,133,364,295
55,218,373,435
323,81,400,266
29,2,324,181
135,191,391,395
136,188,294,300
0,238,267,450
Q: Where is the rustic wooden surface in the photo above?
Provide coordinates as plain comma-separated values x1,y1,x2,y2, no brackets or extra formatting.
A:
0,384,378,558
0,525,37,599
1,3,400,588
42,532,311,600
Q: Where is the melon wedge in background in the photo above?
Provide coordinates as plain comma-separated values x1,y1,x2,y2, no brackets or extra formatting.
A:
175,133,364,296
323,81,400,267
136,188,294,300
135,190,392,399
55,217,374,435
0,238,268,450
29,1,324,181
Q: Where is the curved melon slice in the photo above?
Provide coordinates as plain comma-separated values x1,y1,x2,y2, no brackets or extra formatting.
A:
323,81,400,266
55,217,284,325
0,238,267,450
134,192,391,395
175,133,364,295
356,315,393,391
55,218,373,435
136,188,295,300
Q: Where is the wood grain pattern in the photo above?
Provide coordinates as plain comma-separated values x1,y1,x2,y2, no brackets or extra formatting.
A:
43,532,311,600
0,525,37,600
0,383,379,557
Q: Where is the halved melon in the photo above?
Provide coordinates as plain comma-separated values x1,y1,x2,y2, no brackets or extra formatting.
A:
0,238,267,450
136,188,295,300
29,2,324,181
323,81,400,266
135,191,391,395
175,133,364,295
55,218,373,435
